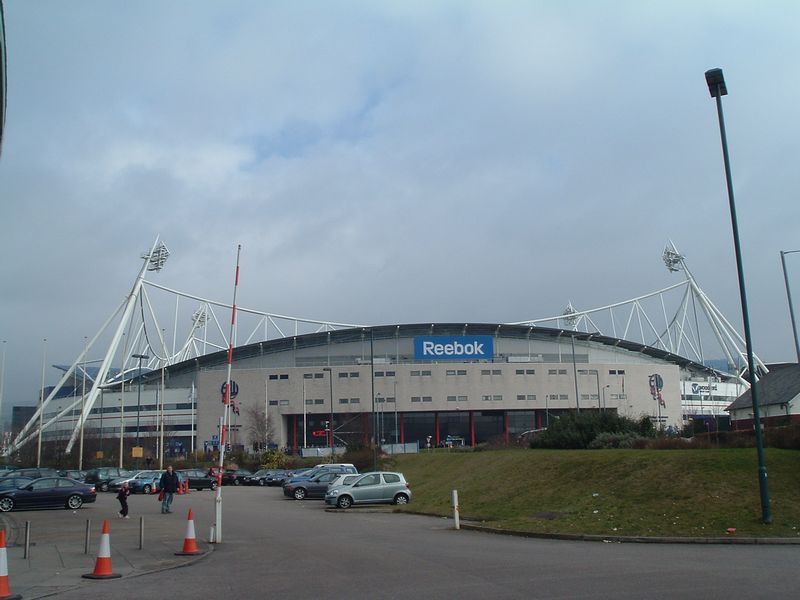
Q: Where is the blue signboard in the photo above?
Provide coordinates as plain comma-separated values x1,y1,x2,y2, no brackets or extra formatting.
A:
414,335,494,361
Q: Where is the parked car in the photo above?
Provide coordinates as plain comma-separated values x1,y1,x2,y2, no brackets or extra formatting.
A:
325,472,411,509
282,464,357,487
110,470,162,494
58,470,87,482
179,469,218,491
264,470,289,486
0,477,97,512
283,471,343,500
327,473,361,489
0,477,34,491
84,468,133,492
243,469,278,486
220,469,253,486
5,468,60,480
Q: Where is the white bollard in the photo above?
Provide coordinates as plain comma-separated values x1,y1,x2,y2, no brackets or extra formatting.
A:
452,490,460,530
209,525,216,544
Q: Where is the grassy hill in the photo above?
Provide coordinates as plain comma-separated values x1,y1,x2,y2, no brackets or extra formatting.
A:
383,448,800,538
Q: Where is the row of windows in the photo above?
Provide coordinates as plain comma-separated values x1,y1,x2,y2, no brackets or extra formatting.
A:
374,371,397,377
270,394,582,406
279,368,627,382
549,369,569,375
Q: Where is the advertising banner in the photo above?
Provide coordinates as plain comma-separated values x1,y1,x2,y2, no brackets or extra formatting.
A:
414,335,494,361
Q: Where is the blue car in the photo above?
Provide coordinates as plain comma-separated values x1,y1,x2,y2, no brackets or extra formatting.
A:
111,470,162,495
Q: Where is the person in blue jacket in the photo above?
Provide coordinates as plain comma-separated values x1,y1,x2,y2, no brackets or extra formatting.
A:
159,465,180,514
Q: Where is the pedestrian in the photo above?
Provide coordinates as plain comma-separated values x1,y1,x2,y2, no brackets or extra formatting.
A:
116,481,130,519
159,465,180,514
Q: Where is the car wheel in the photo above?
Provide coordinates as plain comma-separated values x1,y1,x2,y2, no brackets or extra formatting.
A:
100,482,109,492
142,484,151,495
293,488,306,500
233,479,240,486
258,479,265,486
394,493,409,505
210,482,218,491
66,495,83,510
0,497,14,512
337,495,352,509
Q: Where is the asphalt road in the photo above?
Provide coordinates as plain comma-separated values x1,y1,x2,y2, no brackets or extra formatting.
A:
27,486,799,599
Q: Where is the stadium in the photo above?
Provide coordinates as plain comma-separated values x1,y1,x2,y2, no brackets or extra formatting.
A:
9,240,757,460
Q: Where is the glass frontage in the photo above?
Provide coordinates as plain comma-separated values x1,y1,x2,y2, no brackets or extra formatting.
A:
474,411,504,443
439,412,469,446
403,412,435,447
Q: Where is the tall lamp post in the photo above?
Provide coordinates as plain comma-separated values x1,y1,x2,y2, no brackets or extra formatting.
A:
602,385,610,412
132,353,149,457
779,250,800,363
323,367,334,458
705,67,771,524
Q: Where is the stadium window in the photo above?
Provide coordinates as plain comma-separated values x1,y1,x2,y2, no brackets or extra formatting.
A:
338,372,348,378
386,397,395,403
619,393,627,399
411,396,421,403
517,394,526,400
526,369,535,375
481,395,492,402
339,398,349,404
608,370,617,375
375,371,384,377
617,370,625,375
481,369,491,375
268,400,278,406
305,399,313,405
314,373,323,379
269,374,279,380
610,394,619,399
447,370,457,376
314,399,324,405
447,396,457,402
457,370,467,376
349,372,359,378
421,370,432,376
422,396,432,402
578,369,588,375
588,369,598,375
581,394,590,401
458,395,468,402
527,394,536,401
559,394,568,400
548,369,557,375
410,370,421,376
279,399,289,406
515,369,524,375
492,369,502,375
351,398,360,404
385,371,396,377
558,369,567,375
303,373,313,379
279,374,289,380
493,395,503,401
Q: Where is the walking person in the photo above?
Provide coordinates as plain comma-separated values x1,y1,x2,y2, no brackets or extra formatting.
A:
117,481,130,518
159,465,180,514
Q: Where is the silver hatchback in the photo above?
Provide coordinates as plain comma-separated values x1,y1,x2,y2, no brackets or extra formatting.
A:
325,471,411,509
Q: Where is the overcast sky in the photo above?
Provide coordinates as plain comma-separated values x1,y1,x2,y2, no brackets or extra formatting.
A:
1,1,799,421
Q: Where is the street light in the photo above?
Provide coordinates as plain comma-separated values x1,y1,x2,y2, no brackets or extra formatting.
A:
779,250,800,363
705,67,771,524
602,385,610,412
323,367,334,458
132,353,149,453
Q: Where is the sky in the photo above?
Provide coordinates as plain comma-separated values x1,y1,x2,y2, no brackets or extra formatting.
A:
1,1,799,423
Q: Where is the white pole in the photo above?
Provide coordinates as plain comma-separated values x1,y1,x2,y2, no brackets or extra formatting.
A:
36,338,47,468
79,337,87,469
452,489,460,530
264,378,268,450
303,380,307,451
159,364,165,469
190,382,196,455
118,333,126,469
0,341,6,437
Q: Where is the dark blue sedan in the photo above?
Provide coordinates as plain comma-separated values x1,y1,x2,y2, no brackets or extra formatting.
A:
0,477,97,512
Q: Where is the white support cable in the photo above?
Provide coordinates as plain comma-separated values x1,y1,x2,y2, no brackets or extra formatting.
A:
660,293,675,353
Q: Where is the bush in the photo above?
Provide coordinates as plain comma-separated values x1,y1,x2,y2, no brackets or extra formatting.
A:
530,412,656,449
588,432,647,449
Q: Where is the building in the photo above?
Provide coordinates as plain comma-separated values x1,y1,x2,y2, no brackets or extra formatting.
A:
727,363,800,429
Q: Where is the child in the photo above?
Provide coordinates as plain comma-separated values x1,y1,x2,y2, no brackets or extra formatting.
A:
117,482,131,518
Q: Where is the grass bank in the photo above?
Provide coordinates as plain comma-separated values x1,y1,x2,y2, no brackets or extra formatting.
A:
384,448,800,538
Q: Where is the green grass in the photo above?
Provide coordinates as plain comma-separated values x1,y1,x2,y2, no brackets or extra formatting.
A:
382,448,800,538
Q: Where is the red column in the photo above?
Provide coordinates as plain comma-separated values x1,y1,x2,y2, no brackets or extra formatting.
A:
434,412,440,446
470,411,475,448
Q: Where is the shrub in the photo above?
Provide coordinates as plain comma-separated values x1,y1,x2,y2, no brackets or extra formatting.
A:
530,412,656,449
588,432,647,449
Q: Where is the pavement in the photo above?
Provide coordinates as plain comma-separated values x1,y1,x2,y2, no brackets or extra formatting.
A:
0,490,214,599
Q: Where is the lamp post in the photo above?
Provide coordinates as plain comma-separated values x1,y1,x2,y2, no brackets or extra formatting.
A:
591,370,601,411
36,338,46,468
602,385,610,412
132,353,149,456
779,250,800,363
393,380,398,446
705,67,771,524
323,367,334,458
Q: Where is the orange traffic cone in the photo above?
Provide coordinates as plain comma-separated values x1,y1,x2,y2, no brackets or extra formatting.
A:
174,508,201,555
82,519,122,579
0,530,21,600
177,479,184,495
184,479,190,495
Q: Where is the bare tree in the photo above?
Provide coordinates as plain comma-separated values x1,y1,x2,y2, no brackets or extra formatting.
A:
243,404,274,449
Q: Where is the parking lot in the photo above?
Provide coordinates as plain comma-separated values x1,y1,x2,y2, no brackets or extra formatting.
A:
2,482,798,599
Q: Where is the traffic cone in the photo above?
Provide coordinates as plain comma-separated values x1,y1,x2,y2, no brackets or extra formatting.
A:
82,520,121,579
174,508,201,555
0,530,22,600
177,479,184,495
184,479,190,495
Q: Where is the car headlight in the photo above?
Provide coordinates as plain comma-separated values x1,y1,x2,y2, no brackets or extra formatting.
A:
328,489,339,496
